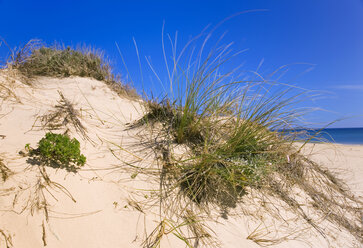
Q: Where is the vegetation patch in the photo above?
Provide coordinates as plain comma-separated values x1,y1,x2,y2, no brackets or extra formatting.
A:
15,45,111,81
5,40,138,98
136,91,363,245
136,99,204,146
142,99,288,209
26,132,86,172
128,31,363,246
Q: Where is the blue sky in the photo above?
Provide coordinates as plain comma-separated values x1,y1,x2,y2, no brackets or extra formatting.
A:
0,0,362,127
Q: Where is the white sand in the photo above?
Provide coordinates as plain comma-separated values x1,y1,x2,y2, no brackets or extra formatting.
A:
300,143,363,198
0,72,361,248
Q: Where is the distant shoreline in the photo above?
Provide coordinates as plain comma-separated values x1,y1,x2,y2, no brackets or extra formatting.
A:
281,127,363,145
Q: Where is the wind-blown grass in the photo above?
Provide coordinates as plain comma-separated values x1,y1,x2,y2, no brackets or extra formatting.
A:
130,29,363,246
137,31,303,208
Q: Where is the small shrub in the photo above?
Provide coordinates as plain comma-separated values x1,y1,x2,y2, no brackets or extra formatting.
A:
28,132,86,172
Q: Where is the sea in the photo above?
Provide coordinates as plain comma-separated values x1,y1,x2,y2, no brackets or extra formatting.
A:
282,127,363,145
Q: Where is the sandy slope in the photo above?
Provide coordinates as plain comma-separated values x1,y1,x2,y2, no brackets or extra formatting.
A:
300,143,363,198
0,72,361,248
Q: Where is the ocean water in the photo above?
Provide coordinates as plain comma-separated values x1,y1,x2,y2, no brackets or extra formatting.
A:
283,128,363,145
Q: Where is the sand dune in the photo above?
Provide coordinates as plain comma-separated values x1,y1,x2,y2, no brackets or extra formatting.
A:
0,72,361,248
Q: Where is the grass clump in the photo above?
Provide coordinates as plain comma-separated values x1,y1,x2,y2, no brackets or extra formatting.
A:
15,45,110,80
159,111,287,209
129,30,363,246
4,40,138,98
27,132,86,172
137,54,294,209
137,99,175,126
137,99,204,145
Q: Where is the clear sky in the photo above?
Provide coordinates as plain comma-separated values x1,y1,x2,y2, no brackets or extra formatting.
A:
0,0,362,128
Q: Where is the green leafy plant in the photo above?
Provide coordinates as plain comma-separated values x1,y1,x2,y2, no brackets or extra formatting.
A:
28,132,86,172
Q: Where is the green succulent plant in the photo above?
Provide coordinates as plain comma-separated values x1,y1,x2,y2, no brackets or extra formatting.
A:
29,132,86,171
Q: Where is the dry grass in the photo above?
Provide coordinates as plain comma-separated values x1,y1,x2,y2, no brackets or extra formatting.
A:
142,215,217,248
3,39,139,99
0,157,76,247
272,154,363,242
0,81,18,104
0,69,22,106
26,166,76,221
2,163,77,221
0,229,13,248
33,90,92,144
0,158,12,182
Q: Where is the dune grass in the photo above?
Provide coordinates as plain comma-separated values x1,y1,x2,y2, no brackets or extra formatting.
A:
3,40,138,98
136,33,301,209
130,30,363,246
11,40,111,80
